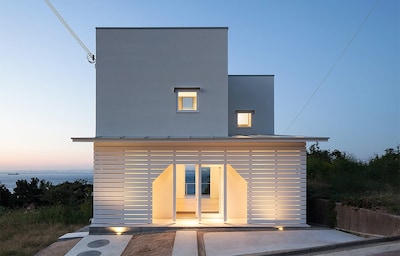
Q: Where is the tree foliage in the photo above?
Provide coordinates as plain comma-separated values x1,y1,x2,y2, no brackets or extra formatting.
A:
307,144,400,214
0,184,12,207
0,179,93,224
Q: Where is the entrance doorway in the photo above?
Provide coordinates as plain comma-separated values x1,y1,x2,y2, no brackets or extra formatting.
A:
175,164,223,222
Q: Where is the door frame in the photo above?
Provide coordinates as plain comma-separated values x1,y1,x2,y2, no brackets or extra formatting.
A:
173,163,227,223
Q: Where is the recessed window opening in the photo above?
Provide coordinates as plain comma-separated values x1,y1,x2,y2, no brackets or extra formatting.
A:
175,87,200,112
178,91,197,111
237,111,253,127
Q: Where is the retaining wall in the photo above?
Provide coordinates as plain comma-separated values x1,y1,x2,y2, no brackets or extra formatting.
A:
335,203,400,236
308,199,400,236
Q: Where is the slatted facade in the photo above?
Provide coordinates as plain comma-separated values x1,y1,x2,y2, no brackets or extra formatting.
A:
92,141,307,226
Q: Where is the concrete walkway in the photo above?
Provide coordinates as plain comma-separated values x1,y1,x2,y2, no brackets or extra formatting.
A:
65,235,132,256
172,231,198,256
62,228,400,256
311,241,400,256
203,229,364,256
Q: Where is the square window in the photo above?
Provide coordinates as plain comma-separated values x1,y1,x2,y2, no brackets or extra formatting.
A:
237,112,252,127
177,91,198,111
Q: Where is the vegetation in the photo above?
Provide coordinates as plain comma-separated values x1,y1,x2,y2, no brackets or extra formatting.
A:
307,144,400,216
0,179,92,256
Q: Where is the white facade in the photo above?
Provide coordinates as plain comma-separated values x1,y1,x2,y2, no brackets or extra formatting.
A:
73,27,328,228
90,139,308,226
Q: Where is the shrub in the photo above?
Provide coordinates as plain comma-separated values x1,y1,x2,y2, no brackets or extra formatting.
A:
307,144,400,215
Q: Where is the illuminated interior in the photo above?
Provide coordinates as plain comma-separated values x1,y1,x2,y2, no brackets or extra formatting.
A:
95,143,307,227
177,91,197,111
237,112,252,127
176,164,223,220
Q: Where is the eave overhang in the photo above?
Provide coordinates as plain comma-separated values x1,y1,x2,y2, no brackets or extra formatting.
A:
72,135,329,143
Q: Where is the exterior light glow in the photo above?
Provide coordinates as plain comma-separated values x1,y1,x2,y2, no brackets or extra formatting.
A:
276,226,284,231
111,227,128,235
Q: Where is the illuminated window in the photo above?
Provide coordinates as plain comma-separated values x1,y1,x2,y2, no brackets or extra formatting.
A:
237,111,253,127
185,165,195,195
175,87,199,112
184,165,210,196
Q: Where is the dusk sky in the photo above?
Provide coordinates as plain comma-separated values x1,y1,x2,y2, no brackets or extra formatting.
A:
0,0,399,170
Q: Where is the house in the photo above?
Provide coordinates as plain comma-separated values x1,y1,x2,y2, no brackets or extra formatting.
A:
73,27,328,229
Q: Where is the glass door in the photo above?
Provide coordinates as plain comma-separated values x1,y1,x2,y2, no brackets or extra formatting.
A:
176,164,197,219
200,165,223,220
175,164,224,222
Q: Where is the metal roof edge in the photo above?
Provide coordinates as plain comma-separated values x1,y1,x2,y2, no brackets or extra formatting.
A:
72,135,329,143
96,27,228,30
228,74,275,77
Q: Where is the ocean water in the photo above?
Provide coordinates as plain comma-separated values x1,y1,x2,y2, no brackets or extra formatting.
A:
0,170,93,192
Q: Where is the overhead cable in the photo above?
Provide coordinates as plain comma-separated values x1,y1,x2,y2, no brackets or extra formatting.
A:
284,0,381,133
44,0,95,64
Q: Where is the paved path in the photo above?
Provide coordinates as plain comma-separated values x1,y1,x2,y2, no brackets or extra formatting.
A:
203,230,363,256
62,228,400,256
309,240,400,256
172,230,198,256
65,235,132,256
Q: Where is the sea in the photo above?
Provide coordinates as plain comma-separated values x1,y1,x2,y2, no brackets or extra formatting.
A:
0,170,93,192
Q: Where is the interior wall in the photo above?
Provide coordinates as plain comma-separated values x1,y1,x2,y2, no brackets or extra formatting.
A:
152,165,173,219
176,164,185,198
210,166,221,199
227,164,247,220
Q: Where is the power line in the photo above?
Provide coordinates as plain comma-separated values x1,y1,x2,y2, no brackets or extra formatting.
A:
44,0,95,64
284,0,381,134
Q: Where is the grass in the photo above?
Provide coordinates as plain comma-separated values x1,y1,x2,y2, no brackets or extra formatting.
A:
0,208,86,256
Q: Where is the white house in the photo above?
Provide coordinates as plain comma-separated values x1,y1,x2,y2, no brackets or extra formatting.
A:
73,27,328,229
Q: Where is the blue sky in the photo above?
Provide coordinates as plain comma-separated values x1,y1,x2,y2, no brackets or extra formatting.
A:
0,0,398,170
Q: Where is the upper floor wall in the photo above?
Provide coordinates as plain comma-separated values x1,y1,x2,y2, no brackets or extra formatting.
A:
228,75,274,135
95,27,274,137
96,27,228,137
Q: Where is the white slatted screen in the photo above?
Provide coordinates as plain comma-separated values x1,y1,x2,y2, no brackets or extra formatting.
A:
93,141,306,226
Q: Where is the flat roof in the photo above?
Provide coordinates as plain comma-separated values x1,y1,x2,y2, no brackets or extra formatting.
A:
96,27,228,30
228,75,274,77
72,135,329,143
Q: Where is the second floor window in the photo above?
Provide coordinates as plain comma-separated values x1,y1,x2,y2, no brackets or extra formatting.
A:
178,91,197,111
237,111,253,127
175,87,200,112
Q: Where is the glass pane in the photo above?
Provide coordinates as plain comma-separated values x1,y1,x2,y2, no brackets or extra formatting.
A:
182,97,194,110
178,91,197,111
185,165,195,195
186,183,195,195
201,184,210,194
201,167,210,195
237,112,252,127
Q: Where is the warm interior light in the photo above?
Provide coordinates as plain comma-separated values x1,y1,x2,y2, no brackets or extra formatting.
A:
178,91,197,111
110,227,128,235
237,112,252,127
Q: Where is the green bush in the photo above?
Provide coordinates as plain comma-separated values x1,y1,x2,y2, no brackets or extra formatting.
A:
1,179,93,225
307,144,400,215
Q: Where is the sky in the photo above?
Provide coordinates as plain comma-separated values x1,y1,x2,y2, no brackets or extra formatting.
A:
0,0,399,170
